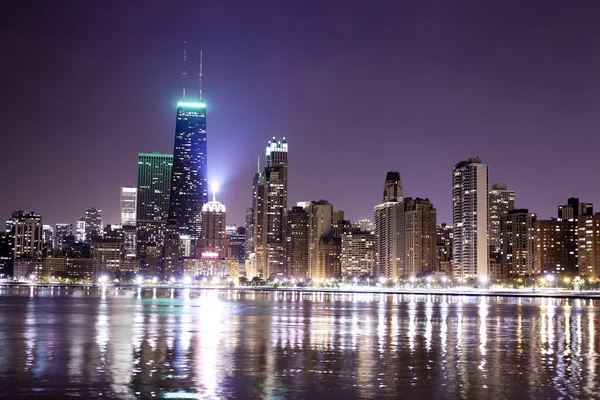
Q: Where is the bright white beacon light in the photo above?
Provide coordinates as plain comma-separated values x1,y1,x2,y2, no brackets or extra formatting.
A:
183,275,192,285
136,276,143,284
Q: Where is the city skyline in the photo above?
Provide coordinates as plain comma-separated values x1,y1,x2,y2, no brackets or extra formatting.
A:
2,1,600,228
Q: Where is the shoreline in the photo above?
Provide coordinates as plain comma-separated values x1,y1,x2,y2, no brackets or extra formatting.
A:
2,282,600,300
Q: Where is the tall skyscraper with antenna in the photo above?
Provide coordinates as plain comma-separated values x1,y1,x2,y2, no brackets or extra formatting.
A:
168,47,208,244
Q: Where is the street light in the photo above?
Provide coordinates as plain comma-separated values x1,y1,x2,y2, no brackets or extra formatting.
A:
546,274,557,289
183,275,192,285
29,274,35,282
136,276,143,285
98,275,108,285
409,276,416,288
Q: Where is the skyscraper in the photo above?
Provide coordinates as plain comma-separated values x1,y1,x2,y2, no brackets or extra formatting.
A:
120,186,137,226
54,223,72,251
375,172,404,278
308,200,333,279
136,152,173,246
404,197,437,276
284,206,309,278
12,211,43,261
500,209,536,276
168,100,208,241
84,207,102,241
264,138,288,277
251,139,289,278
197,195,227,259
488,183,515,255
452,158,489,279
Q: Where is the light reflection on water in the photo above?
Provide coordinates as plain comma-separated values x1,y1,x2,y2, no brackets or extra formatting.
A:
0,288,600,398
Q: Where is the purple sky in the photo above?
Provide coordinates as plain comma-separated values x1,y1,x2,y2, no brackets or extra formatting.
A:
2,1,600,228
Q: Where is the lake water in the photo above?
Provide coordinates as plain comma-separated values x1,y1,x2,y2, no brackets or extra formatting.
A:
0,286,599,399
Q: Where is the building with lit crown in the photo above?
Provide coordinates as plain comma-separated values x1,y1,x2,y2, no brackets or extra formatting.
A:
168,101,208,242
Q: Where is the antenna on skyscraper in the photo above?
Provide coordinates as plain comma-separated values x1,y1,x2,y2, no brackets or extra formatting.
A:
199,50,203,100
182,41,187,100
257,155,260,173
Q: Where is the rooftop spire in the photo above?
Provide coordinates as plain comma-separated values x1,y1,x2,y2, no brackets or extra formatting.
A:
199,49,203,100
257,155,260,173
182,41,187,100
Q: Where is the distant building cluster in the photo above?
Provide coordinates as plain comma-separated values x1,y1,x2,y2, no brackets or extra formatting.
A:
1,70,599,284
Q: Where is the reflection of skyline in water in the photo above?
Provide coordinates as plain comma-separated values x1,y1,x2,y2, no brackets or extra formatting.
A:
0,288,600,398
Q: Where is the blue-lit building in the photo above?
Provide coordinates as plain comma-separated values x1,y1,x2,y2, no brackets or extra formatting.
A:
168,101,208,241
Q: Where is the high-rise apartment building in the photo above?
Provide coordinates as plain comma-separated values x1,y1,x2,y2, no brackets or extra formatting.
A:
577,214,600,278
136,152,173,246
404,198,437,276
341,231,376,277
488,183,515,255
308,200,333,279
120,187,137,226
534,218,578,275
558,197,593,220
84,207,102,241
452,158,489,279
284,206,309,278
12,211,43,261
54,223,72,251
436,224,453,275
375,172,404,278
319,237,341,278
501,209,536,276
168,101,208,241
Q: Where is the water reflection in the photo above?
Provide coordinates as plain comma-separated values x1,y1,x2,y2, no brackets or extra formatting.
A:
1,288,600,398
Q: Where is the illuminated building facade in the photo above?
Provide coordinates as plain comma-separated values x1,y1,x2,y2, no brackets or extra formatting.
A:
284,206,309,278
251,139,288,278
500,209,536,276
136,152,173,246
84,207,102,241
54,223,72,251
375,171,404,278
436,224,453,275
341,231,376,277
12,211,43,261
452,158,489,279
197,197,227,259
534,218,578,274
577,214,600,278
308,200,333,279
404,197,437,276
120,186,137,226
168,101,208,242
488,183,515,255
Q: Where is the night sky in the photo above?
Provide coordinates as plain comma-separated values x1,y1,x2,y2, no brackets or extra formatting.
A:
2,1,600,228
